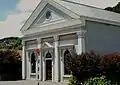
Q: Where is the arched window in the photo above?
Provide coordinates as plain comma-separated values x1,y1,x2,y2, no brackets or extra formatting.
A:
45,51,52,58
31,52,36,73
64,49,72,75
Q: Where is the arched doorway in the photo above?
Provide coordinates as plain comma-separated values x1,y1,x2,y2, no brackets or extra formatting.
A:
45,51,52,80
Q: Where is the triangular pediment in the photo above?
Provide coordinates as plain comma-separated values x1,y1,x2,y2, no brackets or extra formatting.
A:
20,0,80,33
30,4,71,27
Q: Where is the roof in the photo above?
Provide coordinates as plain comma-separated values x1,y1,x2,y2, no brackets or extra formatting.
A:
54,0,120,24
20,0,120,32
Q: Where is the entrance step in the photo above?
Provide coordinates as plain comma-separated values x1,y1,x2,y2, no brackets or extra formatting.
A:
0,80,68,85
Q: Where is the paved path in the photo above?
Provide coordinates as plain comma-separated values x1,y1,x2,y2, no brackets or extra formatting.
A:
0,80,68,85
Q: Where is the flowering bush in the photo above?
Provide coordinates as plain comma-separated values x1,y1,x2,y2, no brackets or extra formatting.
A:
70,51,120,84
70,51,102,83
84,76,114,85
102,53,120,84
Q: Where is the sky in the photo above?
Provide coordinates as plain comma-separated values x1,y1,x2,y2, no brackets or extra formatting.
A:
0,0,119,39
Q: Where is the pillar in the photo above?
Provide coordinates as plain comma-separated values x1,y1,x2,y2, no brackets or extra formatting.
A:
22,41,25,79
43,56,46,81
37,38,42,81
26,51,30,79
77,31,86,54
54,35,60,82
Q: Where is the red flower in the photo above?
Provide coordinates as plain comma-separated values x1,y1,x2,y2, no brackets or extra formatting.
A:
36,48,40,55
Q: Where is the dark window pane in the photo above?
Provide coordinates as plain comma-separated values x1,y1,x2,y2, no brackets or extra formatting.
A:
46,11,51,19
64,49,71,75
45,51,52,58
31,52,36,73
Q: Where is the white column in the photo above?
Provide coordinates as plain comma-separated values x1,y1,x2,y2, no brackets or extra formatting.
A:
77,31,86,55
26,51,30,79
36,55,38,80
43,58,46,81
37,38,42,81
54,35,60,82
22,41,25,79
60,55,64,82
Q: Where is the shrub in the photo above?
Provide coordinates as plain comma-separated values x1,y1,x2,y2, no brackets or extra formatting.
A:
70,51,120,84
68,75,80,85
70,51,102,83
102,53,120,84
0,50,22,81
84,76,114,85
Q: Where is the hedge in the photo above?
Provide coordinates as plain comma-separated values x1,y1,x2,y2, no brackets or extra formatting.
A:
0,50,22,81
70,51,120,84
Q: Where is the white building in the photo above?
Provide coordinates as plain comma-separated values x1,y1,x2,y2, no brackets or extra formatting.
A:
21,0,120,82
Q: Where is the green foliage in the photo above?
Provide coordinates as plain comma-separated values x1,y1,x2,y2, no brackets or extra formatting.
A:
0,37,22,50
84,76,115,85
68,75,80,85
105,2,120,14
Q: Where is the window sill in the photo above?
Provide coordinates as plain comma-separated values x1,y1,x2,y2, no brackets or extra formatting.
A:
30,73,36,75
63,75,72,78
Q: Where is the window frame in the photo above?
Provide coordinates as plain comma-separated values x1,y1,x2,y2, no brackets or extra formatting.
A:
59,45,74,77
27,49,37,75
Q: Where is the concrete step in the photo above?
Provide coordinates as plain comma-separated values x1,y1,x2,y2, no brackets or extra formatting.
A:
0,80,68,85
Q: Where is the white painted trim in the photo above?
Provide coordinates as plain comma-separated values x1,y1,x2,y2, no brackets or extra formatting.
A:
45,42,54,47
54,35,60,82
22,29,80,41
21,0,47,32
77,31,86,54
82,16,120,26
42,47,54,81
59,44,74,47
20,0,80,32
43,59,46,81
22,42,25,79
37,38,42,81
23,19,82,36
59,45,74,81
36,59,38,80
63,75,72,78
47,0,80,19
30,73,36,75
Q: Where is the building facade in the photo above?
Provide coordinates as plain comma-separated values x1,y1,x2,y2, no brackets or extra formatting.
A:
21,0,120,82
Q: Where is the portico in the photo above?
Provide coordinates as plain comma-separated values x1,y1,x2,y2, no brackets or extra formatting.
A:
22,29,86,82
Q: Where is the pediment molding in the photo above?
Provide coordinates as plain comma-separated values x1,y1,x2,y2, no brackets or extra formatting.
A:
20,0,80,33
30,4,69,28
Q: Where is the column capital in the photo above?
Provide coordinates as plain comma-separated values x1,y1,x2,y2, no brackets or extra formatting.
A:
22,41,25,46
54,35,59,41
37,38,42,43
77,31,86,38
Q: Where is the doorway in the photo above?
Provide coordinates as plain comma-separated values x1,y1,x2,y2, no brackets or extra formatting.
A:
45,51,52,80
46,60,52,80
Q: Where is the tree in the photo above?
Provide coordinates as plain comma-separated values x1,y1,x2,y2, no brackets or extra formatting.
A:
105,2,120,14
0,37,22,50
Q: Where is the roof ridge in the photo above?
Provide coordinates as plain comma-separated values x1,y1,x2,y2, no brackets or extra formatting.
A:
60,0,104,10
60,0,120,16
